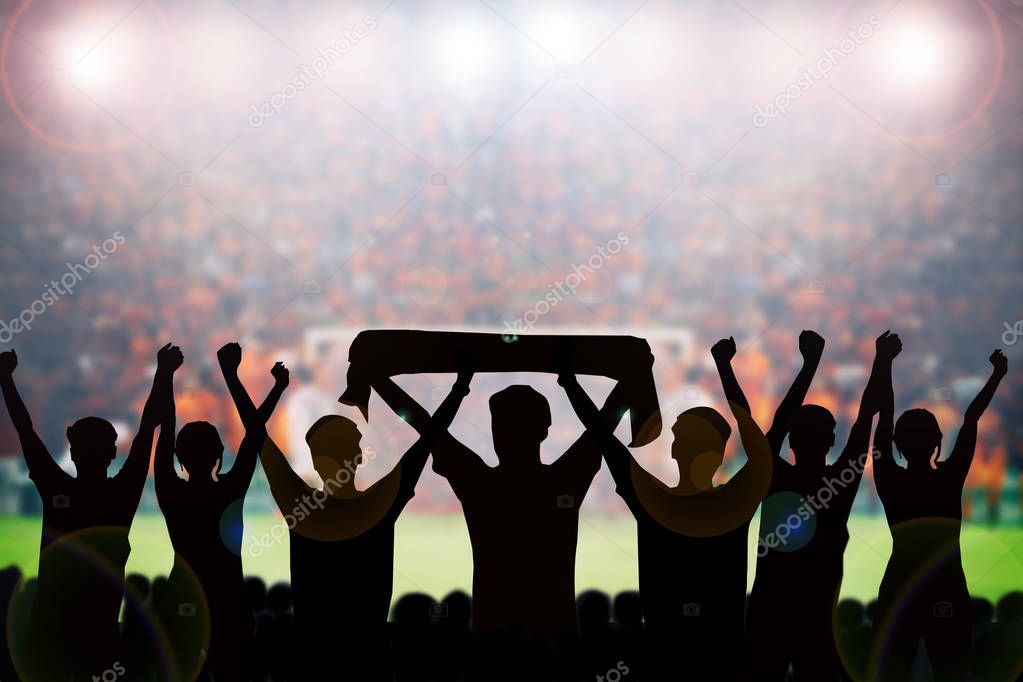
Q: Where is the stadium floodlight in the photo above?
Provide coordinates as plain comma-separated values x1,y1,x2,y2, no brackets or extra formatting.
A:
532,11,582,62
54,23,120,92
888,24,944,87
436,23,493,85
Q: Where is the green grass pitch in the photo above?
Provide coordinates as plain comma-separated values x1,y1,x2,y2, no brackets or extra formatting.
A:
1,514,1021,603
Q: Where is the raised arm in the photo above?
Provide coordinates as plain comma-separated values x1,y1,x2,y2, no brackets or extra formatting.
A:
944,350,1007,481
377,356,475,517
833,332,891,473
711,337,750,414
217,344,289,494
766,330,824,454
118,344,182,486
0,350,61,483
218,343,307,507
871,331,901,487
717,398,773,499
372,376,432,433
217,343,288,430
555,340,644,503
154,350,180,496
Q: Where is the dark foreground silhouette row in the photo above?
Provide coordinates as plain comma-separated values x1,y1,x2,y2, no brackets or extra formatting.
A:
2,570,1023,682
0,330,1010,681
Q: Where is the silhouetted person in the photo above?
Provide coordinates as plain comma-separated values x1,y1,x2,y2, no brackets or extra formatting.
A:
557,338,772,681
435,590,473,682
739,330,890,681
368,349,630,678
121,573,155,682
0,565,22,682
872,347,1007,681
383,353,630,680
0,345,174,681
224,349,475,681
577,589,615,679
154,343,287,682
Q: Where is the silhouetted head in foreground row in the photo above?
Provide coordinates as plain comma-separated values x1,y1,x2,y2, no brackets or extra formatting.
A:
671,407,731,491
67,416,118,479
305,414,362,487
894,408,942,469
789,404,837,468
490,385,552,465
176,421,224,481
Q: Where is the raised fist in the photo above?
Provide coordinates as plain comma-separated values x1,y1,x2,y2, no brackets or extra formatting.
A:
271,361,290,388
453,349,477,379
711,336,737,364
157,343,184,372
875,331,902,360
990,349,1008,376
0,350,17,375
798,330,825,361
217,342,242,372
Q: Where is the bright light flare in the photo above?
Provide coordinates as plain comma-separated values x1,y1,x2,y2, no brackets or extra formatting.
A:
54,23,124,92
435,24,493,84
888,24,945,86
532,12,582,62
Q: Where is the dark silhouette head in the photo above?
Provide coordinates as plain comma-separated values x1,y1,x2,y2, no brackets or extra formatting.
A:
971,597,994,625
175,421,224,480
613,590,643,630
489,385,551,463
576,590,611,635
893,408,942,468
304,415,362,488
835,599,865,633
266,582,292,614
788,404,837,466
246,576,267,612
66,417,117,479
439,590,472,630
670,406,731,491
996,591,1023,624
391,592,434,626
